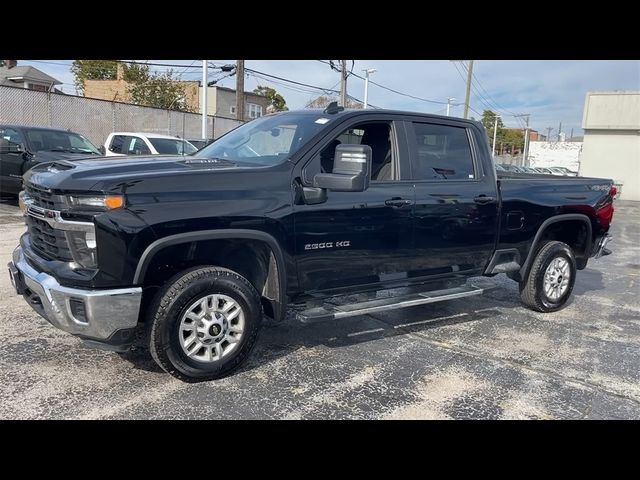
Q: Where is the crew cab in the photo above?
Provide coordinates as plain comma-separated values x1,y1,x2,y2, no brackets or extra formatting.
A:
0,124,101,194
8,106,615,381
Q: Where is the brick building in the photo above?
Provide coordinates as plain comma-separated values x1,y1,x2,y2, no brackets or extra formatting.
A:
84,64,268,120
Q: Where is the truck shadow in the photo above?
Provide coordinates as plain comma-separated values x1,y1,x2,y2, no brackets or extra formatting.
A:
117,287,522,376
116,272,601,378
572,268,605,296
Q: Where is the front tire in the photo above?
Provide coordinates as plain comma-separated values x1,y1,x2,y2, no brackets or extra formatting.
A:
148,266,262,382
519,240,576,312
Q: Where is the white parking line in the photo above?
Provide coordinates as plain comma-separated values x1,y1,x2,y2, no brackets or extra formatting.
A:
346,328,386,337
394,312,467,329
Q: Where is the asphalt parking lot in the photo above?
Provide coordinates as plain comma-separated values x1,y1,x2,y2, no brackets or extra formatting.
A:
0,197,639,420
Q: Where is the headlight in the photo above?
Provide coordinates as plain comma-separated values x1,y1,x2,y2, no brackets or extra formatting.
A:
65,230,98,269
67,194,124,211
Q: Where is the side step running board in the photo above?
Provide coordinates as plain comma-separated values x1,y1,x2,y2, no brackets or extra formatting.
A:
297,285,490,323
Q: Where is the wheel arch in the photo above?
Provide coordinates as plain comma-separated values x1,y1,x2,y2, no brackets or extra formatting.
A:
518,213,592,282
134,229,287,322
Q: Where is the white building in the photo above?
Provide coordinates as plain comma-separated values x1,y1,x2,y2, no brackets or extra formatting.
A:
580,91,640,201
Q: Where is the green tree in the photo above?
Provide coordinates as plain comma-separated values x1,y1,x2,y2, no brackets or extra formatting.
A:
71,60,119,94
501,128,524,151
127,68,191,112
253,85,288,112
481,109,504,138
71,60,191,112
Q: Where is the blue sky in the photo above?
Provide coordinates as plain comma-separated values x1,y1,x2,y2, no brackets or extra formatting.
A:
18,59,640,136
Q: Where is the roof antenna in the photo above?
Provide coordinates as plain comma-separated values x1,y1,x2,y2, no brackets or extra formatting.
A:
323,101,344,114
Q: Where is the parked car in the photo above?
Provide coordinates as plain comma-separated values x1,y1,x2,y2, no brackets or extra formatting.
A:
9,106,616,381
548,166,578,176
519,166,539,174
500,163,525,173
104,132,198,157
534,167,553,174
0,124,102,195
185,138,215,150
494,163,507,172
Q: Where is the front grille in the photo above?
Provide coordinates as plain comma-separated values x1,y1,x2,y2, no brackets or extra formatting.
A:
26,215,73,261
24,183,65,210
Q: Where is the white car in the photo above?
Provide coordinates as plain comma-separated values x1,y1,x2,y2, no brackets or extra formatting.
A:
103,132,198,157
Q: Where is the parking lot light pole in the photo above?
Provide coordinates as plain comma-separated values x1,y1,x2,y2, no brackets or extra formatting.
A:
446,97,456,116
492,114,501,157
362,68,377,109
202,60,208,140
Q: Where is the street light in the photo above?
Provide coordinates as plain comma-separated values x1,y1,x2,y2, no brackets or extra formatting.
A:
362,68,377,109
492,114,501,157
446,97,457,116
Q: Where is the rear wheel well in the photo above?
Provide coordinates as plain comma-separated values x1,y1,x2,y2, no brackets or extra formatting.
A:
139,238,281,321
537,220,590,263
511,218,592,283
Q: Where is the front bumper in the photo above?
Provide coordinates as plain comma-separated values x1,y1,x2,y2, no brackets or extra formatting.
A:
8,246,142,351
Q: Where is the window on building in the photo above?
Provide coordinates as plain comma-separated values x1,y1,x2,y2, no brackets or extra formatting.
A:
247,103,263,119
410,122,475,180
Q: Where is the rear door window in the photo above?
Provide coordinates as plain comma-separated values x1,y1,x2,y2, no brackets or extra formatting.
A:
409,122,475,180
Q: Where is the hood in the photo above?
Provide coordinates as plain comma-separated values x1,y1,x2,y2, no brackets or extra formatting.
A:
31,150,101,163
23,155,265,193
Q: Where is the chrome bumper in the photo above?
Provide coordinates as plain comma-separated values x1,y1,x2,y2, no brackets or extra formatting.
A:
594,234,612,259
9,246,142,344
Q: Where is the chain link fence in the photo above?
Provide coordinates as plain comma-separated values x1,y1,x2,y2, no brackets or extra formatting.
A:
0,85,243,147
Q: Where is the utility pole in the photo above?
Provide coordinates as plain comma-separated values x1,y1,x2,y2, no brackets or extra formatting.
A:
523,115,531,166
446,97,456,116
340,60,348,107
201,60,208,139
492,114,501,157
569,127,574,141
362,68,377,108
557,121,562,141
236,60,245,122
546,127,553,142
463,60,474,119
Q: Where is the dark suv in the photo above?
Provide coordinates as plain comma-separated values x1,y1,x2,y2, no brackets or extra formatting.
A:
0,125,101,194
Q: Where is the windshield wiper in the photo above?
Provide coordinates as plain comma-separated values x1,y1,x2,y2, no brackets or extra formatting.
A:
47,148,98,154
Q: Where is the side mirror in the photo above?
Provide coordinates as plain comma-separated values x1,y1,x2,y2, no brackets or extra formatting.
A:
98,145,106,155
313,144,372,192
0,142,23,154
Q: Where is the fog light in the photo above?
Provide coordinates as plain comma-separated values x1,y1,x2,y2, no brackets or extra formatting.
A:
69,298,88,324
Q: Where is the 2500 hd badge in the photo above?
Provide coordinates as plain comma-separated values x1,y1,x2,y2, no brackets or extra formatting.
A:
305,241,351,250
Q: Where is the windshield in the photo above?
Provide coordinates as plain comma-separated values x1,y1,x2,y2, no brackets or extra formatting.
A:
148,138,198,155
26,129,101,154
195,112,333,166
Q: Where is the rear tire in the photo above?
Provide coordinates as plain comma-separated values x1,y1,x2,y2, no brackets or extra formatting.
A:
148,266,262,382
519,241,576,312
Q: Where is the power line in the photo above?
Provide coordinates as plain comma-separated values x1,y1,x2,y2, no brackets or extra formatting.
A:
320,60,450,106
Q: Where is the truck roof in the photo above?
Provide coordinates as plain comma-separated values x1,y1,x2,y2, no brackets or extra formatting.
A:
0,124,83,134
273,108,482,128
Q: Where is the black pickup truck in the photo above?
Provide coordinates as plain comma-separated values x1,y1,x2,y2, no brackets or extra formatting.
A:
8,106,615,381
0,124,102,194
